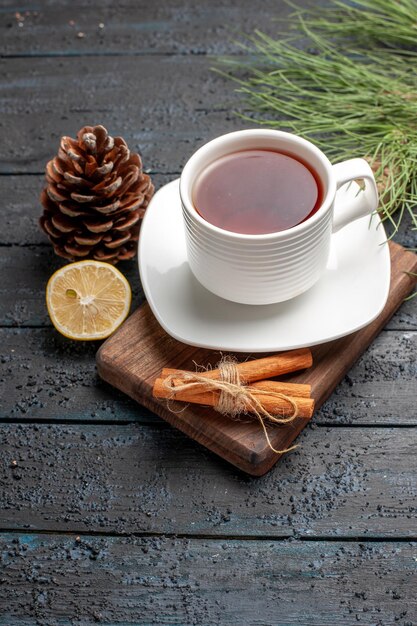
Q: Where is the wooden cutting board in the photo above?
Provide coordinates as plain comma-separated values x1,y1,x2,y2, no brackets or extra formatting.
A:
97,242,417,476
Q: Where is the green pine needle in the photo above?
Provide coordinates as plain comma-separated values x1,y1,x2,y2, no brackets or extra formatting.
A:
217,0,417,238
289,0,417,51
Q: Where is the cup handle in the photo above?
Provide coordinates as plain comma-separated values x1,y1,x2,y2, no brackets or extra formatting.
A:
332,158,379,233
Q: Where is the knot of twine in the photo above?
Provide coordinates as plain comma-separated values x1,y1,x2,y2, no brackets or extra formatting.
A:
163,357,299,454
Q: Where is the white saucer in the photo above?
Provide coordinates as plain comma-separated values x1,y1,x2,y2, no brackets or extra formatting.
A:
139,179,390,352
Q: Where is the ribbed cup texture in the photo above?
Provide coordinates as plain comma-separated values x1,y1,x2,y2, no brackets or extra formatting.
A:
182,204,333,305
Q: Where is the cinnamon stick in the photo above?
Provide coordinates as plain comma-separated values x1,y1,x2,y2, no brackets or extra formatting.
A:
162,349,312,384
153,377,314,419
161,371,311,398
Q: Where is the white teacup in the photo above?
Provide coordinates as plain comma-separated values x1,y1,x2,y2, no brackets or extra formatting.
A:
179,129,378,305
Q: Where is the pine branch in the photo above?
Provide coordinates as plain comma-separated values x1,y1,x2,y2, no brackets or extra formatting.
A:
217,0,417,234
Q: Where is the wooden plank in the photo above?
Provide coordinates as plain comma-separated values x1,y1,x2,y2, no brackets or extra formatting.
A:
1,172,416,249
0,328,151,423
0,246,146,327
0,328,416,425
0,0,299,57
0,1,414,619
0,55,246,174
0,173,171,245
0,178,415,328
97,243,417,475
317,329,417,424
1,244,415,330
0,533,415,626
1,423,416,537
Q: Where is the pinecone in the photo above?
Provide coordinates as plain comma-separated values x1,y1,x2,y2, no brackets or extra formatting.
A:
39,125,154,263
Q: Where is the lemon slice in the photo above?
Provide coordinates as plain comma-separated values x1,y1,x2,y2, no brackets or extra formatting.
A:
46,260,131,340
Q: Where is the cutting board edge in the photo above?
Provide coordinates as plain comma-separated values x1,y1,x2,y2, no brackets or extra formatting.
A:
96,242,417,476
96,348,276,476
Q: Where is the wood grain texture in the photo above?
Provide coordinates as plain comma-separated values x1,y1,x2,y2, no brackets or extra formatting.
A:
0,0,304,57
97,242,417,475
0,533,415,626
1,169,416,251
0,328,151,423
0,246,146,327
0,55,245,174
1,0,416,621
0,173,171,245
1,328,416,425
1,179,415,330
1,423,417,537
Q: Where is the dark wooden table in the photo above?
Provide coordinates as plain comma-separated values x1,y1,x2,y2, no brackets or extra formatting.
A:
1,2,416,624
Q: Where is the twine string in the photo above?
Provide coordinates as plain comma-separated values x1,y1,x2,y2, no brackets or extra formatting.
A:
163,357,300,454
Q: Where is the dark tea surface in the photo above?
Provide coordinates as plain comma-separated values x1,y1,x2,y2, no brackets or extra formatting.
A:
192,149,322,234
